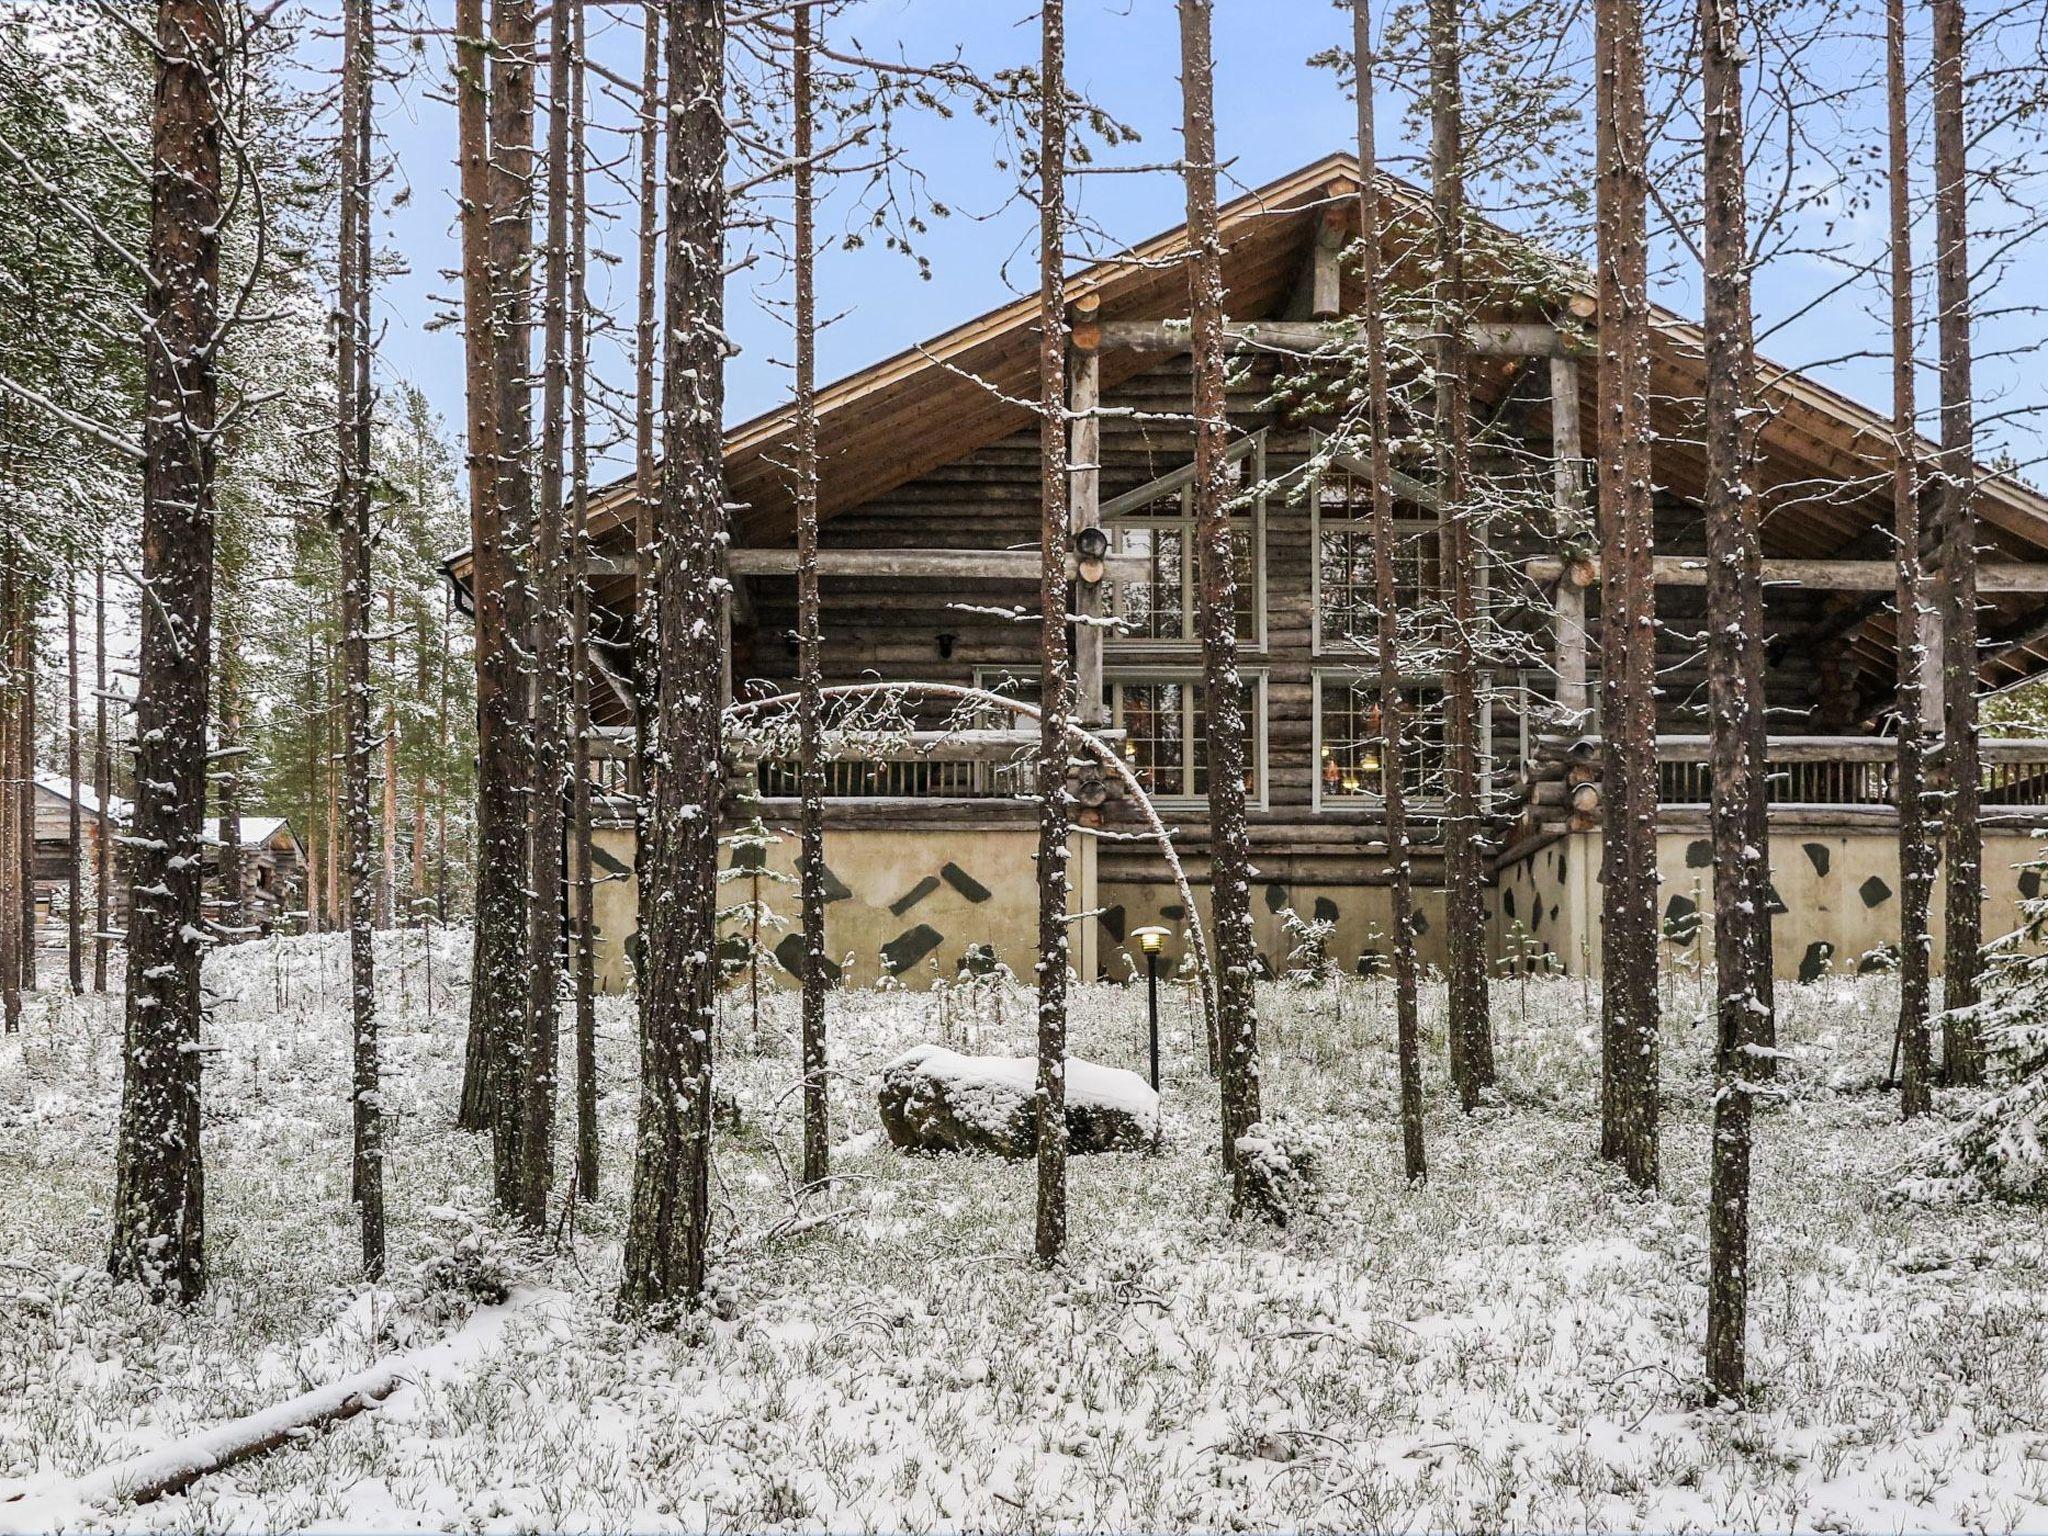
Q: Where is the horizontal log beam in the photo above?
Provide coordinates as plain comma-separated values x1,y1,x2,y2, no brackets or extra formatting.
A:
1525,555,2048,593
726,548,1145,583
1097,318,1577,358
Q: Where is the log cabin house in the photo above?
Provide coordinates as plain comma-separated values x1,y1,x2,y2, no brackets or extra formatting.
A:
200,817,308,937
449,153,2048,993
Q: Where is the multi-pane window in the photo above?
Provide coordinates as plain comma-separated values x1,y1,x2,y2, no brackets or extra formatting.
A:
1314,462,1440,653
1315,672,1447,806
1106,437,1264,648
1111,673,1264,804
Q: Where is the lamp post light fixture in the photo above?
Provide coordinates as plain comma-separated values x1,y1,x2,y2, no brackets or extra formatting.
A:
1131,924,1173,1091
1074,526,1109,586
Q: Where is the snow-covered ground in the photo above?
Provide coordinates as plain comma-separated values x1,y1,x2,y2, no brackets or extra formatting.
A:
3,933,2046,1533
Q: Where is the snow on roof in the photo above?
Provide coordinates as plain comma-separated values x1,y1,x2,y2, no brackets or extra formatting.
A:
212,817,295,850
33,773,131,822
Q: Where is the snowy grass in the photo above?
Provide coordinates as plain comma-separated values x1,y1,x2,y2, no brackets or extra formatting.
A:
4,934,2047,1532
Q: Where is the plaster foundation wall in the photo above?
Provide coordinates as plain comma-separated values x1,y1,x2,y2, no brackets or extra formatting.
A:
1496,825,2042,982
589,824,1096,994
1095,877,1452,981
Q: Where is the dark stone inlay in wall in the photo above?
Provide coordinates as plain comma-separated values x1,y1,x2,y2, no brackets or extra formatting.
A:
1409,909,1430,935
1767,884,1787,916
882,924,945,974
1503,889,1517,920
1798,940,1835,983
1264,883,1289,914
732,840,766,873
1859,875,1893,909
2022,869,2043,900
940,862,993,903
592,841,631,877
821,863,852,903
1663,894,1701,944
889,876,941,917
1803,842,1831,878
1313,896,1340,923
1161,903,1185,920
1357,950,1384,977
773,932,841,982
1685,839,1713,869
1557,851,1567,881
1099,904,1127,944
1530,900,1543,933
1858,944,1899,975
1550,903,1559,924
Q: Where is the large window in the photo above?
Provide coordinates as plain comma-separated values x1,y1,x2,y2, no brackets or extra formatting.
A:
1111,671,1266,806
1105,434,1265,650
1311,453,1441,655
982,666,1266,807
1314,671,1449,809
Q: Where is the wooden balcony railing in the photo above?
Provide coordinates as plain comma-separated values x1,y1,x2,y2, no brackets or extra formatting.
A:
1654,735,2048,810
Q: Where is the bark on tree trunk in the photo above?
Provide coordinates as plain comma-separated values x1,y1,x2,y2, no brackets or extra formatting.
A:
1888,0,1935,1120
1700,0,1770,1401
217,601,242,941
337,0,386,1277
1033,0,1072,1267
1427,0,1494,1110
93,559,110,991
20,594,35,994
1,569,19,1036
1931,0,1981,1082
481,0,544,1214
382,588,399,928
629,1,661,939
66,563,82,993
792,0,830,1192
1177,0,1263,1202
108,0,226,1304
567,0,599,1202
1594,0,1661,1188
1353,0,1426,1183
619,0,726,1317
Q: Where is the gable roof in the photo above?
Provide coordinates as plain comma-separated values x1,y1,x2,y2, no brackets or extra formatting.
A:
454,151,2048,690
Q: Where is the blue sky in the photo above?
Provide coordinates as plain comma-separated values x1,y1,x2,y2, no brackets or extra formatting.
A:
366,0,2044,485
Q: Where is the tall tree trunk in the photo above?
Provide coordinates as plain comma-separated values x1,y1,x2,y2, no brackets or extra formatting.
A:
437,584,451,924
1,569,19,1036
216,592,242,942
20,592,35,994
619,0,726,1316
412,636,429,920
93,558,110,990
1700,0,1770,1401
337,0,385,1277
481,0,543,1213
66,563,81,992
1033,0,1072,1266
1595,0,1661,1188
793,0,829,1192
1354,0,1426,1183
382,588,399,928
568,0,599,1202
1177,0,1263,1199
1889,0,1935,1119
454,0,511,1132
630,0,662,1010
108,0,225,1304
1932,0,1981,1082
511,0,578,1229
1427,0,1494,1109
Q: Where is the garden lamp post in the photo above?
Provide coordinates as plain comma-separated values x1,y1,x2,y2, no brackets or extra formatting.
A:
1132,925,1172,1090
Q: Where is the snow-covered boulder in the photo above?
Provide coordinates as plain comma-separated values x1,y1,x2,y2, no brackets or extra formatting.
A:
876,1045,1158,1157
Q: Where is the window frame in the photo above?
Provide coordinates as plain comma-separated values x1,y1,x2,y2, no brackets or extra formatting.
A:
1102,431,1269,655
979,663,1269,812
1311,666,1492,814
1305,431,1444,659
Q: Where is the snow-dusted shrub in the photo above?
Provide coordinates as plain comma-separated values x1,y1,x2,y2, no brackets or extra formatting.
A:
385,1205,522,1343
1893,850,2048,1204
1234,1113,1326,1225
